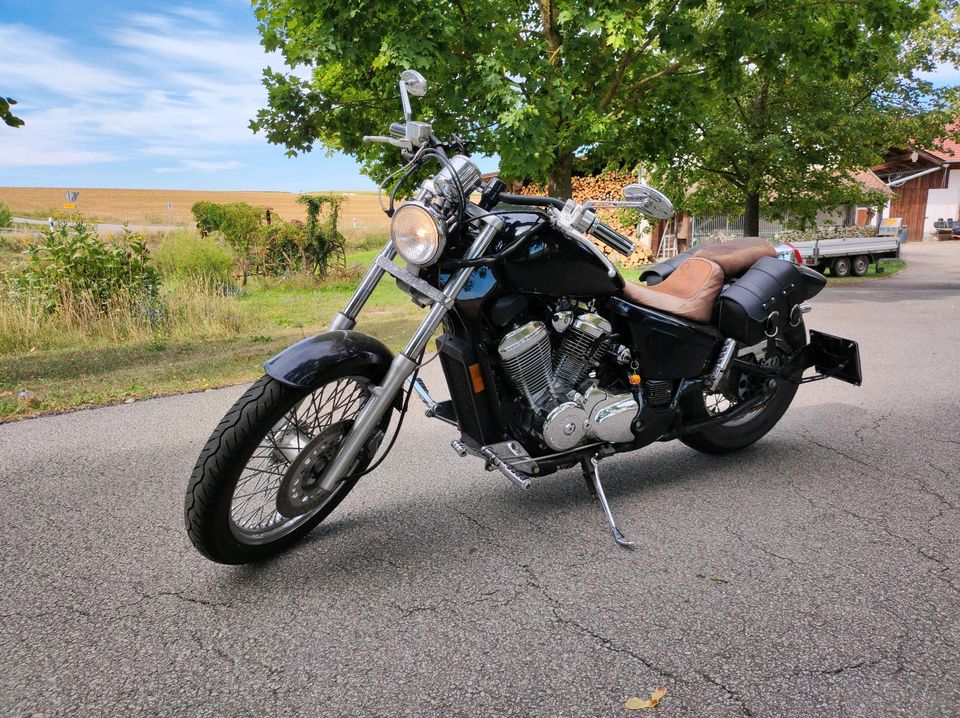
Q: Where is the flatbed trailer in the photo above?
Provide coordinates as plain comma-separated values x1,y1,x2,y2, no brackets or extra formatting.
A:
786,218,905,277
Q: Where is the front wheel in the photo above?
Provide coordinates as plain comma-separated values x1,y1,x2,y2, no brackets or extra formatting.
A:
679,325,803,455
184,372,385,564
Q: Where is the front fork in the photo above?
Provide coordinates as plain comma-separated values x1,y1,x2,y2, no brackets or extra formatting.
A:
315,214,504,494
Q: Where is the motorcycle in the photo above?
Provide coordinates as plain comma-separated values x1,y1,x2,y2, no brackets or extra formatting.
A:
185,70,862,564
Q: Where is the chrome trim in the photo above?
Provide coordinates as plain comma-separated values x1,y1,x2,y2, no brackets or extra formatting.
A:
375,255,449,307
329,240,397,331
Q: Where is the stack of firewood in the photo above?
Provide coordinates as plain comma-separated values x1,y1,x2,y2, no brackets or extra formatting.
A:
514,171,654,267
775,225,878,243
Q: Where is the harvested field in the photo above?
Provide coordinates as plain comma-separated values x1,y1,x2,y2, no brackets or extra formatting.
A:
0,187,390,233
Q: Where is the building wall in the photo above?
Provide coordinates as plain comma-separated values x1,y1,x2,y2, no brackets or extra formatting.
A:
925,169,960,237
888,167,950,241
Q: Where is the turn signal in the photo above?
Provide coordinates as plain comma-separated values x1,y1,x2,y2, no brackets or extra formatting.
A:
468,363,485,393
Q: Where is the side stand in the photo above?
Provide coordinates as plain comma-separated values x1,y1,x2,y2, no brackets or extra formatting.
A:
581,455,635,549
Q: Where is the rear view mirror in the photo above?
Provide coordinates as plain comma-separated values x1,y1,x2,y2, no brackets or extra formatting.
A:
401,69,428,97
622,184,674,220
399,69,428,122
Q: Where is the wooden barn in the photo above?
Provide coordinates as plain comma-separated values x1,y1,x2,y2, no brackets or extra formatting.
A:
873,127,960,242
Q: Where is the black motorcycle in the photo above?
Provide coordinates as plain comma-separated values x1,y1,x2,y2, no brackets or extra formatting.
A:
185,70,861,563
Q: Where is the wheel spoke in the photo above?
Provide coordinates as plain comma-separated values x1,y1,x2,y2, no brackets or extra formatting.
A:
228,377,370,543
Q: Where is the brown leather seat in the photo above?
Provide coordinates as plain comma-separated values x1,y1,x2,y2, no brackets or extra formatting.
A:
622,257,724,323
694,236,776,277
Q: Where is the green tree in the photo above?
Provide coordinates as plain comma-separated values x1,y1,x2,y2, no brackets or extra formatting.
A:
1,96,24,128
296,194,345,274
649,1,959,235
251,1,932,199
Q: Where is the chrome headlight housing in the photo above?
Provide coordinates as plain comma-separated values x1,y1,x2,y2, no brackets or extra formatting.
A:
391,201,446,266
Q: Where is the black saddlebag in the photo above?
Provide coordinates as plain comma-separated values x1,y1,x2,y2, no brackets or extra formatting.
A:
717,257,826,344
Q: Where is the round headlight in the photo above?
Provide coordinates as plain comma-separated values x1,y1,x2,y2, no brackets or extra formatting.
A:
390,201,446,266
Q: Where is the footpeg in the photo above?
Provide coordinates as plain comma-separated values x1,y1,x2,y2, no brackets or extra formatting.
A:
582,455,635,548
481,446,532,490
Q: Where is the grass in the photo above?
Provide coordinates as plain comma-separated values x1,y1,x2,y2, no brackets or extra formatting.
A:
0,219,908,422
824,258,906,284
0,231,425,421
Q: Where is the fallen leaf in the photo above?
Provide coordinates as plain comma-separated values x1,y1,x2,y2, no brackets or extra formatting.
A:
708,575,729,583
625,687,667,710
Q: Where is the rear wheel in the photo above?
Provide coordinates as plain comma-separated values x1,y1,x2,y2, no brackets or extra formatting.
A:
851,255,870,276
184,372,387,564
831,256,851,277
679,323,803,455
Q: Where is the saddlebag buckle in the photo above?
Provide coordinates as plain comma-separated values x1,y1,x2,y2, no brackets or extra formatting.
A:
780,330,862,386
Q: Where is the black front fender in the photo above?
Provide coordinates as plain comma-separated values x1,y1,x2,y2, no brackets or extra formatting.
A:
264,330,394,390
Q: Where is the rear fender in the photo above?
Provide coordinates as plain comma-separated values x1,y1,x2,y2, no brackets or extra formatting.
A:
264,330,394,390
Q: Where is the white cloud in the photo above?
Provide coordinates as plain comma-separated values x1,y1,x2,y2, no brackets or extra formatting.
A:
155,160,244,173
0,10,284,171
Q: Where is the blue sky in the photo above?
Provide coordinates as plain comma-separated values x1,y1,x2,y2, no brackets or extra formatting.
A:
1,1,956,192
0,0,413,191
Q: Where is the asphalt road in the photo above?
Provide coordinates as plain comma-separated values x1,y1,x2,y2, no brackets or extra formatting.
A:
12,216,178,235
2,244,959,717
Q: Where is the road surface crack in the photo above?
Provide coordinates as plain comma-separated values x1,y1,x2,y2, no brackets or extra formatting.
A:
693,669,754,717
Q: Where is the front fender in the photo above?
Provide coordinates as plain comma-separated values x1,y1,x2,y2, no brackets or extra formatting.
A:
264,330,394,390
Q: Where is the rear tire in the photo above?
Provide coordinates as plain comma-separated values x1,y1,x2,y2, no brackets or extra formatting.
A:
679,323,804,455
184,373,386,564
851,255,870,276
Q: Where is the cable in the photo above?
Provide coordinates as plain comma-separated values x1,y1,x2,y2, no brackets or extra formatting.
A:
352,348,427,478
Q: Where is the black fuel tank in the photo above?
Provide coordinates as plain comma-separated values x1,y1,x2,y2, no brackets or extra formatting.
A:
496,212,625,297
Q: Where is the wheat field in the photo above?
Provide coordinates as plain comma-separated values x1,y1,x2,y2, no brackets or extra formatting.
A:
0,187,390,232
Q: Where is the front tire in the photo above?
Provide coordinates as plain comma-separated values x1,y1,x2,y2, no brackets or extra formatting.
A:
831,256,851,277
185,373,384,564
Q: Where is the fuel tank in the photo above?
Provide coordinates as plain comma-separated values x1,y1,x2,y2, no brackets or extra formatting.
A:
495,211,625,297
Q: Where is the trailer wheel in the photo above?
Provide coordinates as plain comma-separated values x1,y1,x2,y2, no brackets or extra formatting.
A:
831,257,851,277
851,255,870,276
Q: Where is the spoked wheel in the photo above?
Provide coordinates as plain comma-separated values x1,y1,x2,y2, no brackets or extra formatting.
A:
680,322,804,455
185,373,388,564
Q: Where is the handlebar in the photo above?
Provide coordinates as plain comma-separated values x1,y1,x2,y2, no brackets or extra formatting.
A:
590,221,635,257
497,193,635,256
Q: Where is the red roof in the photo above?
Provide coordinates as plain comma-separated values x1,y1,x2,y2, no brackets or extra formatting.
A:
851,169,895,196
929,122,960,162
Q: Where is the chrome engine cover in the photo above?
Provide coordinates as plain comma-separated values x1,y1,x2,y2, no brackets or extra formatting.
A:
541,384,638,450
498,314,637,452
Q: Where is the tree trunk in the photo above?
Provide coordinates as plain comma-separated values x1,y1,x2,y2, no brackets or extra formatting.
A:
743,191,761,237
548,152,573,200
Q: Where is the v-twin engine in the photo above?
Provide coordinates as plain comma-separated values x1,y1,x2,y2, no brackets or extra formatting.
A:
498,314,637,451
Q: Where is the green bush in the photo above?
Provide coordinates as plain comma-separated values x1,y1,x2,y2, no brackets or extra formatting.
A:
154,229,234,285
0,202,11,228
191,201,226,236
8,219,160,316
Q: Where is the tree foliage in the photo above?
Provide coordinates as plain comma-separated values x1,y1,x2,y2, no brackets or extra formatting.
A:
649,0,960,234
1,96,24,129
250,0,954,203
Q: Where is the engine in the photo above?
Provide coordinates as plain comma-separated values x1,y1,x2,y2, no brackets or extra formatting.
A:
497,311,638,451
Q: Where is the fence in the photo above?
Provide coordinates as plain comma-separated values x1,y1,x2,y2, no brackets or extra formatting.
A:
691,214,786,241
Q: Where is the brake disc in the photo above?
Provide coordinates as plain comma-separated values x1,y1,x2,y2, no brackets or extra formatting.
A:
276,420,353,518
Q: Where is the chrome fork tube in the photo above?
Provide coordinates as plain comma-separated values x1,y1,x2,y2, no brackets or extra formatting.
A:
317,215,505,492
328,240,397,331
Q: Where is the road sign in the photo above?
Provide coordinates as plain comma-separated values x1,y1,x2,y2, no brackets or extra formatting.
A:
65,191,79,203
167,202,173,209
63,203,76,209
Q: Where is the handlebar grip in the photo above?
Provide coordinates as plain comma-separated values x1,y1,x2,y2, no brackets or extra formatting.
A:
590,221,635,257
389,122,406,138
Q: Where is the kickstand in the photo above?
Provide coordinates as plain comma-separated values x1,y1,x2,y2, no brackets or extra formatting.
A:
581,455,635,549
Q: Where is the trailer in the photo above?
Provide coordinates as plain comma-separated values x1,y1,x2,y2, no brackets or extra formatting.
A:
786,218,905,277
